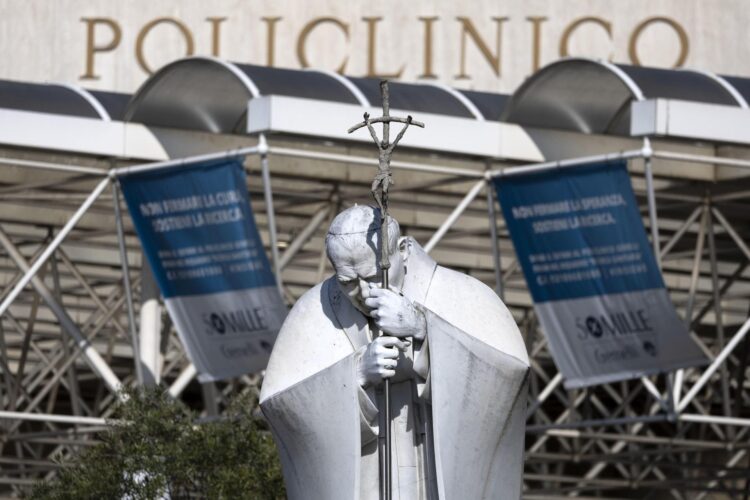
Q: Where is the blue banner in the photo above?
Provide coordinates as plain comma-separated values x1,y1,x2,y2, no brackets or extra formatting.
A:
119,158,287,382
495,161,706,388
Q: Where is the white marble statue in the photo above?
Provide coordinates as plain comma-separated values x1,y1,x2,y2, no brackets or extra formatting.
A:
259,205,529,500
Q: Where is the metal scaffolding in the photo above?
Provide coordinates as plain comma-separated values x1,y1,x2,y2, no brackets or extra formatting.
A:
0,130,748,498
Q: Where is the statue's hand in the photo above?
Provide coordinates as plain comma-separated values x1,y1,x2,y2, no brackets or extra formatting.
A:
357,336,410,388
365,284,427,341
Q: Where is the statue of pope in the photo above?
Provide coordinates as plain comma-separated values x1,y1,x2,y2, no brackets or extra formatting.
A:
260,205,529,500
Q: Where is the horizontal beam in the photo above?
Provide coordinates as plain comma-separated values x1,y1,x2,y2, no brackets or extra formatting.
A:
0,411,107,426
632,98,750,146
489,148,645,179
268,146,483,178
654,149,750,170
680,413,750,428
0,157,104,176
0,108,168,160
112,146,259,178
247,95,544,161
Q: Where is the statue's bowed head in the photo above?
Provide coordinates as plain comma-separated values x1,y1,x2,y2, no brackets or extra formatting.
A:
325,205,426,387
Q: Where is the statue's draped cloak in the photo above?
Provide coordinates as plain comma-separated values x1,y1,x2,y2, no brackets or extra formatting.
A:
260,239,529,500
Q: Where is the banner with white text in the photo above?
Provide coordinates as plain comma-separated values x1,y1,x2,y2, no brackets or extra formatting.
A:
495,161,706,388
119,158,287,382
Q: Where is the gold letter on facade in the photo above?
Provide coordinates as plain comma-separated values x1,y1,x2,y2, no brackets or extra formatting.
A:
135,17,195,75
262,17,282,67
206,17,227,57
629,17,689,67
455,16,508,80
526,16,548,73
418,16,439,79
80,17,122,80
297,17,349,73
363,17,404,78
559,16,612,59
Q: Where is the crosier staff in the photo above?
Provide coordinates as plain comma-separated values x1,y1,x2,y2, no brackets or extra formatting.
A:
348,81,424,500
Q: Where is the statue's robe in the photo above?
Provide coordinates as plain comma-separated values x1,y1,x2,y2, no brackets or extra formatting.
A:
260,239,529,500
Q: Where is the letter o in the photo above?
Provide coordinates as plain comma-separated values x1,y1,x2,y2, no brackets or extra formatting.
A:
559,16,612,59
136,17,195,74
628,17,689,67
296,17,349,73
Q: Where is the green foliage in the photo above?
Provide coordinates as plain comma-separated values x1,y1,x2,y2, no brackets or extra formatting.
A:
28,388,285,500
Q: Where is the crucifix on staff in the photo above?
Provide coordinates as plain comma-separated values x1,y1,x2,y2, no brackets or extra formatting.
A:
348,81,425,500
260,77,529,500
348,81,425,277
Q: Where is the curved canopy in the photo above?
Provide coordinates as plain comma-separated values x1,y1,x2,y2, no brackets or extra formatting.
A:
124,58,501,132
88,90,131,121
720,75,750,107
0,79,113,120
0,59,508,136
124,57,258,133
347,77,476,118
3,56,750,139
461,90,510,121
503,58,750,135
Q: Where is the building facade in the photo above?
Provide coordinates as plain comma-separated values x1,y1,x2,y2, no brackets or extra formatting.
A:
1,0,748,93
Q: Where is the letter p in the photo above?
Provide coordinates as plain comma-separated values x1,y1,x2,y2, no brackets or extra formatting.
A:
80,17,121,80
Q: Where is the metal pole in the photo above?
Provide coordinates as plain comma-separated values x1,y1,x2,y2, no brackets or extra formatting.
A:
679,414,750,428
640,376,671,412
0,226,122,393
673,204,714,408
12,278,135,409
258,135,284,297
139,263,163,387
49,253,83,418
527,413,669,432
57,249,129,338
278,204,331,270
706,202,734,432
0,177,110,318
528,390,589,454
112,181,144,385
378,84,393,500
382,267,392,500
485,169,504,299
201,382,219,416
0,321,16,409
5,243,47,414
684,205,708,326
653,150,750,170
526,372,563,417
489,148,645,179
0,411,108,426
678,316,750,413
538,428,731,449
642,139,661,268
711,207,750,261
168,364,197,398
0,157,105,176
424,179,485,253
659,206,703,260
112,146,260,178
268,146,483,178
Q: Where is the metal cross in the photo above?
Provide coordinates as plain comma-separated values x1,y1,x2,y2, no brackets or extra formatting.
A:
347,80,424,500
348,80,425,271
